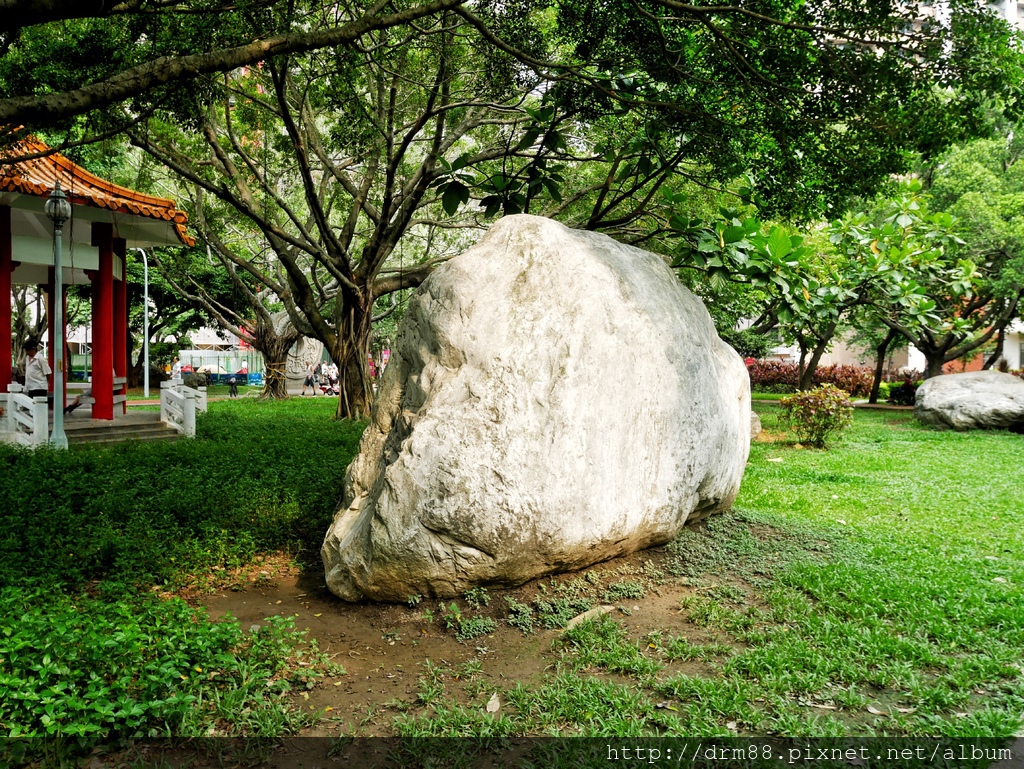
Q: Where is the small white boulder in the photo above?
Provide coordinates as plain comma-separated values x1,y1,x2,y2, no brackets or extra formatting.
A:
915,371,1024,432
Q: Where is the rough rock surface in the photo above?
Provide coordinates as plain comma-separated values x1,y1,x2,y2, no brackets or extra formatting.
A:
322,215,751,601
751,411,763,440
915,371,1024,432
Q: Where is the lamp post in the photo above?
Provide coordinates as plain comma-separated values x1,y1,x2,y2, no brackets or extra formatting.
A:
136,248,150,398
44,180,72,449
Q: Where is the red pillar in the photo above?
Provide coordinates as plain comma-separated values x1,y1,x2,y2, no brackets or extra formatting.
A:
0,206,11,391
91,223,114,420
113,239,128,414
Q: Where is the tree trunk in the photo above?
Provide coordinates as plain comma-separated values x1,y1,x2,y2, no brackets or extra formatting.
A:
797,321,838,391
331,291,374,420
259,338,292,399
260,350,292,397
924,355,946,379
869,328,899,404
982,325,1007,370
796,338,809,391
252,313,301,400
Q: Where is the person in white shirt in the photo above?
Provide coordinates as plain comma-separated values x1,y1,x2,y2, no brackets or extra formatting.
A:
23,341,52,399
171,356,182,379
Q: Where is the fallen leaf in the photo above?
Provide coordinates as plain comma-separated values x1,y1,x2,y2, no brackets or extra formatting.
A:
993,577,1008,583
766,457,783,463
726,721,738,731
314,613,322,617
809,703,837,710
895,707,917,714
867,705,886,715
486,694,500,713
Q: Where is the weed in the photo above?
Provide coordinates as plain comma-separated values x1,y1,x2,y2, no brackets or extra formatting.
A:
416,661,447,706
441,602,462,630
602,580,646,603
534,597,595,629
464,587,491,607
456,659,483,679
406,594,423,608
455,616,497,642
505,596,536,635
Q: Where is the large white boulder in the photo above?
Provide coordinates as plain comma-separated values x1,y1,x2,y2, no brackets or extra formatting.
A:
322,215,751,601
915,370,1024,431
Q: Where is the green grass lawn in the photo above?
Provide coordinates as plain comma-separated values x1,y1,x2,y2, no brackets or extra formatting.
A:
397,407,1024,739
1,399,1021,754
123,384,261,400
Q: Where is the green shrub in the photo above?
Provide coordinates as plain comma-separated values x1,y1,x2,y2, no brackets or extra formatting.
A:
778,384,854,448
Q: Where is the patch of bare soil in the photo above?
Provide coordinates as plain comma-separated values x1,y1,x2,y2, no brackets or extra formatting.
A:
191,547,724,739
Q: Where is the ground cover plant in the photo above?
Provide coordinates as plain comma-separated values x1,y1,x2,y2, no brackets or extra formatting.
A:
0,397,361,587
0,398,360,760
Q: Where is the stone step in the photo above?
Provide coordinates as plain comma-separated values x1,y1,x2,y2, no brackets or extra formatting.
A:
71,431,180,446
65,420,181,445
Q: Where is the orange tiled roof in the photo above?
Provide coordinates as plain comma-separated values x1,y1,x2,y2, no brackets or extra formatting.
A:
0,137,195,246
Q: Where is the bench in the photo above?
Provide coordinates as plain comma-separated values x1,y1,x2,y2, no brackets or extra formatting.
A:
70,377,128,407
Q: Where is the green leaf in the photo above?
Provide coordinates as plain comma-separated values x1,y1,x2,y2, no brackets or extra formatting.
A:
441,182,468,216
766,228,792,261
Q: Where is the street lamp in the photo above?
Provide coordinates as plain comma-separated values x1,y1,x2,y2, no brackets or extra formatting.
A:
44,180,72,449
136,248,150,398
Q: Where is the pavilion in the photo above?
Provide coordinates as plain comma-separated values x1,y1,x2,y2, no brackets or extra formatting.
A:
1,137,194,420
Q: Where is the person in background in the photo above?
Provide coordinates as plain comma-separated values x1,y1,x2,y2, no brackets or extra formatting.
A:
23,340,51,400
301,359,315,396
64,368,116,415
228,375,239,398
171,356,182,379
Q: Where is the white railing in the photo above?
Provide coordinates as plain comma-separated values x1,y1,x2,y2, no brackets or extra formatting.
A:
3,384,48,447
159,379,207,437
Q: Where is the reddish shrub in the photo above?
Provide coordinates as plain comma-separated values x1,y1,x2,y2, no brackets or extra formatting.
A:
746,360,924,398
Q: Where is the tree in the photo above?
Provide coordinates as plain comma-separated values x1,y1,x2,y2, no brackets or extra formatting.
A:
150,241,303,399
673,182,974,388
915,129,1024,372
128,11,562,416
829,182,1002,379
123,252,236,386
0,0,466,143
460,0,1024,222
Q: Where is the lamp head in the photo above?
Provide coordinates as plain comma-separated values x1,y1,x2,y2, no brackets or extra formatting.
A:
44,180,72,229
